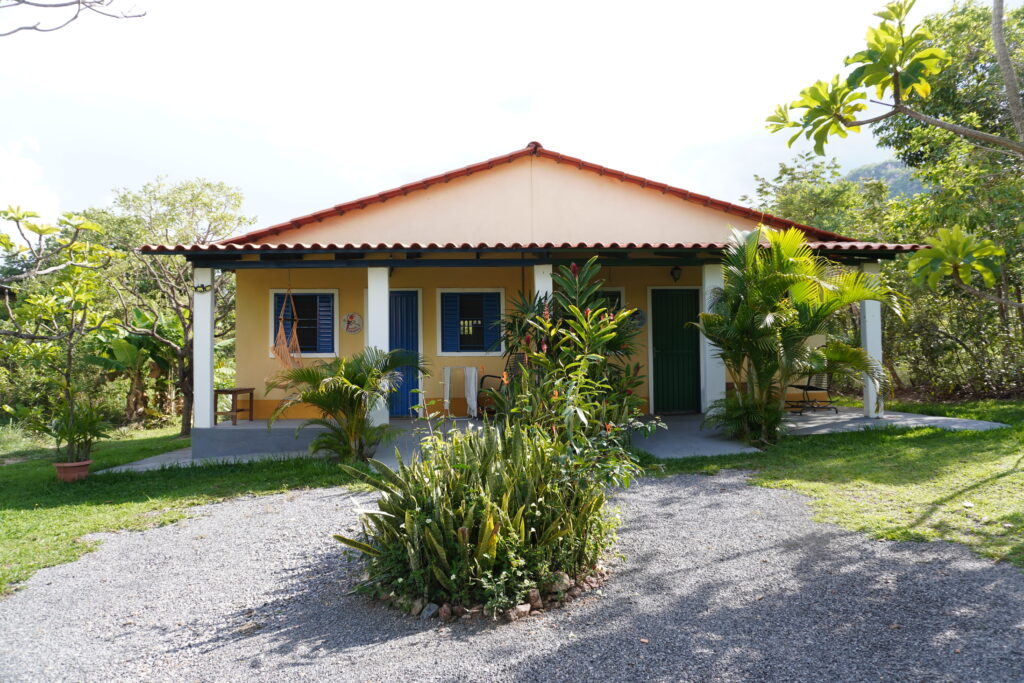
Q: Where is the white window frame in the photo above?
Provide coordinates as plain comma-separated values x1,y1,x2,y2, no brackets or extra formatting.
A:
267,288,340,359
436,288,505,357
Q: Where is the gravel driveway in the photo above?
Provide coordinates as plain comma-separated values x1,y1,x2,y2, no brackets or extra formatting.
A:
2,471,1023,682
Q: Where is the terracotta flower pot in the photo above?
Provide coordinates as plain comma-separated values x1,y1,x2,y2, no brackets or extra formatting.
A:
54,460,92,483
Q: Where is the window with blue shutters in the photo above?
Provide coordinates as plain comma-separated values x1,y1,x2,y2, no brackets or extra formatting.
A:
272,291,335,354
440,291,502,353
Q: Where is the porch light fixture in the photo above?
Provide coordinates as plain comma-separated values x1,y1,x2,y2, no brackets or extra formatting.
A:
669,266,681,282
194,283,212,293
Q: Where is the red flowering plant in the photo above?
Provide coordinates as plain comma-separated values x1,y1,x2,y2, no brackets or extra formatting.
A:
485,257,662,486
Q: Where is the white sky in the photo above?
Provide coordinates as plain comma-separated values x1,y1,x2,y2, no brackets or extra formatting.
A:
0,0,980,230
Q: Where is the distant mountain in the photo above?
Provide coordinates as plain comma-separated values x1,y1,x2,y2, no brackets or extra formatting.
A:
845,160,925,197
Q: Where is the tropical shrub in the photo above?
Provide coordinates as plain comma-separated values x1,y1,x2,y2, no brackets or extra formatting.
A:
489,257,658,463
335,422,625,615
266,347,426,461
695,227,903,445
336,259,652,616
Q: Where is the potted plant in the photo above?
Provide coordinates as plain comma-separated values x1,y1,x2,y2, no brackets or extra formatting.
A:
48,400,110,482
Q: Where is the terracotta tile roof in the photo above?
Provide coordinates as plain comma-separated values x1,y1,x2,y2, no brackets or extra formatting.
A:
140,240,924,255
139,141,925,256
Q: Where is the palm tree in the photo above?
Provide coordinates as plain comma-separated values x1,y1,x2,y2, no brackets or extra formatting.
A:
694,227,903,445
266,347,428,461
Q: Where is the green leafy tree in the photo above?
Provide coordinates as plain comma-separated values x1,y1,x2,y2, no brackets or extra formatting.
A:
742,154,892,239
769,0,1024,157
106,178,255,436
872,1,1024,166
770,0,1024,337
2,258,115,461
84,330,174,424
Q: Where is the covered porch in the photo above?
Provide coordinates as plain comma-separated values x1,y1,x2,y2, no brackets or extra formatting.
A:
186,252,891,460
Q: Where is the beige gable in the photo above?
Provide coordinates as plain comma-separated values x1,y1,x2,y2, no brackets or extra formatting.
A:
254,155,764,247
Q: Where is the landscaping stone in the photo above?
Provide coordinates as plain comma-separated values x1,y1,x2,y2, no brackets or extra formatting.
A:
409,598,424,617
546,571,572,593
234,621,263,636
512,603,531,620
420,602,439,620
527,588,543,609
438,603,452,622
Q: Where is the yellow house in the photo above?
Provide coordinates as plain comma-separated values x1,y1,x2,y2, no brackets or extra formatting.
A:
142,142,918,458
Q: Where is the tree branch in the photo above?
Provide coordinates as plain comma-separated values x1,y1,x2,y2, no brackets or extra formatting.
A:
992,0,1024,142
952,266,1024,309
0,0,143,37
840,109,900,127
895,103,1024,156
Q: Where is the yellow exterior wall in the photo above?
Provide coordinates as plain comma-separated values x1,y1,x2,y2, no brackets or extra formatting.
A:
234,263,704,418
238,264,529,418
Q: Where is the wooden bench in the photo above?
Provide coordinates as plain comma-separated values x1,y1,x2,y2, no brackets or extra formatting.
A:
214,387,255,425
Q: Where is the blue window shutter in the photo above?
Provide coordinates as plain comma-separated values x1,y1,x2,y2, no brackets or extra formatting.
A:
316,294,334,353
441,293,460,352
483,292,501,351
273,293,294,340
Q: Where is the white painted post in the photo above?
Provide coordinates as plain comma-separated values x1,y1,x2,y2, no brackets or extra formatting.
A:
700,263,727,413
192,267,215,429
533,264,553,298
366,267,391,426
860,261,884,418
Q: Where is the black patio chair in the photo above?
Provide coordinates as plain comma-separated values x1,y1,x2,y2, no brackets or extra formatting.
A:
786,373,838,415
478,352,527,416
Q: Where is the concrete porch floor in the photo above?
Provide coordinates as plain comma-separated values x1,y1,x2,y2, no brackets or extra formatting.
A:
99,406,1009,473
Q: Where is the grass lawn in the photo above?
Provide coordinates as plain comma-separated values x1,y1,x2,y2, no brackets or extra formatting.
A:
4,398,1023,596
652,398,1024,569
0,425,360,595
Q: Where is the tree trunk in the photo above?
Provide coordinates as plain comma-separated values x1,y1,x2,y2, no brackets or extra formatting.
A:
1015,283,1024,334
884,357,905,392
125,372,148,423
992,0,1024,142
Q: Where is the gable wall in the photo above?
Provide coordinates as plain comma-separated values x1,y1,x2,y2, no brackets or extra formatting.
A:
253,156,765,247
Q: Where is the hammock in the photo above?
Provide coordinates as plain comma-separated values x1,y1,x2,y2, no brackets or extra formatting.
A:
271,289,302,368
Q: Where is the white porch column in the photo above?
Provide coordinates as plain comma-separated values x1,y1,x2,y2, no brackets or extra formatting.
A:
860,261,884,418
533,264,553,298
366,267,391,426
700,263,727,413
192,267,215,429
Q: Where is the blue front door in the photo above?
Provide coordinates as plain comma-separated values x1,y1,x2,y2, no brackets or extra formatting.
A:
388,290,419,417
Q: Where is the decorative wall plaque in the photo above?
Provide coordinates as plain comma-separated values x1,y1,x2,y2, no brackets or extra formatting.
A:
345,312,363,334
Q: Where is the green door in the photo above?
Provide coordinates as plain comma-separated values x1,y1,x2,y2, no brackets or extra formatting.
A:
651,289,701,413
